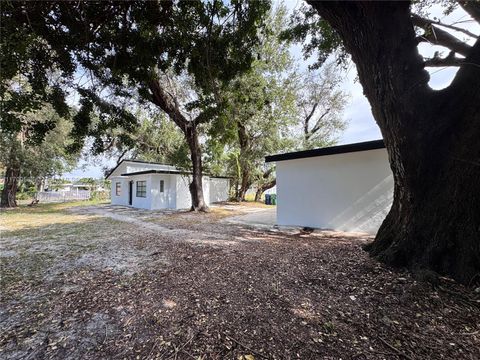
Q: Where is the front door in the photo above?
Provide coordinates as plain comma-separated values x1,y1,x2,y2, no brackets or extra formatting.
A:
128,181,133,205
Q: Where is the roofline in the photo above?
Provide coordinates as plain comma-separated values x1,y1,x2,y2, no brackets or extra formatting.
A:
120,169,231,179
265,139,385,163
105,159,176,180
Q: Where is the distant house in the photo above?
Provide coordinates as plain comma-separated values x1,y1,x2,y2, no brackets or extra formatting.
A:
56,183,74,192
106,160,230,210
265,140,393,234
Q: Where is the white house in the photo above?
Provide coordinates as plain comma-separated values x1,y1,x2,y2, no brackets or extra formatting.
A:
265,140,394,234
106,160,230,210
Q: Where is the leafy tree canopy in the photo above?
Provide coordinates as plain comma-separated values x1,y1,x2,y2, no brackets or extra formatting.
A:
0,104,79,183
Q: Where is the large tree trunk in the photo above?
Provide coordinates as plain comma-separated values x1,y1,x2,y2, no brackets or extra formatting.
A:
1,166,20,208
237,170,251,202
185,125,208,212
236,121,251,202
149,80,208,212
309,1,480,284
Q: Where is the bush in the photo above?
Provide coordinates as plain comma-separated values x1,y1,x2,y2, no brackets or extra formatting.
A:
16,191,33,200
89,190,110,201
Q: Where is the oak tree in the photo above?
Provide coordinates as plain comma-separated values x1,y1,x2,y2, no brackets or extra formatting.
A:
4,1,270,211
294,1,480,283
210,5,298,201
0,105,78,207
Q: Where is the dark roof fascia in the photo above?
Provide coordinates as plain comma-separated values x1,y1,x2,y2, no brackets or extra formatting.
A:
265,140,385,163
120,169,231,179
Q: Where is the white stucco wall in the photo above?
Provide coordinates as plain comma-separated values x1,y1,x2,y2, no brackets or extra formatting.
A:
110,177,130,206
150,174,176,209
175,176,230,209
209,178,230,203
203,177,211,206
276,148,393,234
175,175,193,209
130,175,152,210
110,173,230,210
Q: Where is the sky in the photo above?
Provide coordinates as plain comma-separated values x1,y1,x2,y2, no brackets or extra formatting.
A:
63,1,479,179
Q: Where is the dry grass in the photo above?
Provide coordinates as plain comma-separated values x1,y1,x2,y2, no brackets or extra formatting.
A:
223,200,275,209
0,200,108,231
149,206,240,224
143,202,268,229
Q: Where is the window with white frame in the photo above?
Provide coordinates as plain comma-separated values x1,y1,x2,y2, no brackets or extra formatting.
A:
136,181,146,197
160,180,164,193
115,182,121,196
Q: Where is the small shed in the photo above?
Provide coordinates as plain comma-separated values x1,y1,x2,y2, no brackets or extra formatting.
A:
106,160,230,210
265,140,393,234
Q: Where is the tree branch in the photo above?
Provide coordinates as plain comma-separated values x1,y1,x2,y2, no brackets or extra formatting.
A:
414,13,478,39
457,0,480,24
310,108,331,135
116,148,128,164
412,14,472,57
149,79,190,132
449,37,480,89
303,102,318,135
193,111,211,125
263,167,274,179
424,50,465,67
259,178,276,192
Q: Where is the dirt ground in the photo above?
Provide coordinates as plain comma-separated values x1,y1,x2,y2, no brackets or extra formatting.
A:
0,201,479,359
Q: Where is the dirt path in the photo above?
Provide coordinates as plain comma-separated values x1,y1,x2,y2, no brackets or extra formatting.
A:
71,205,180,233
69,205,230,242
225,207,276,227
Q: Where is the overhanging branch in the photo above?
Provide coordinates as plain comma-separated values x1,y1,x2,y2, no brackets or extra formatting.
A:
424,53,464,67
149,79,190,131
448,37,480,96
414,13,478,39
457,0,480,24
412,14,472,57
425,57,465,67
310,108,332,135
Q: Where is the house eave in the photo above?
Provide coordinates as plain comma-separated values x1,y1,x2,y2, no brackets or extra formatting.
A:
265,139,385,163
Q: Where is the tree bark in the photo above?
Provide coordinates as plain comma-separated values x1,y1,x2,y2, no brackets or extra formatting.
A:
185,125,208,211
1,166,20,208
149,79,208,212
236,120,251,202
237,170,251,202
309,1,480,284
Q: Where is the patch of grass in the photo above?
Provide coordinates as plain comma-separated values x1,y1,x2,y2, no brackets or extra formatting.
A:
0,200,108,231
0,251,56,288
2,199,108,215
144,206,244,226
208,207,242,219
0,201,121,290
0,215,124,293
222,200,275,208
